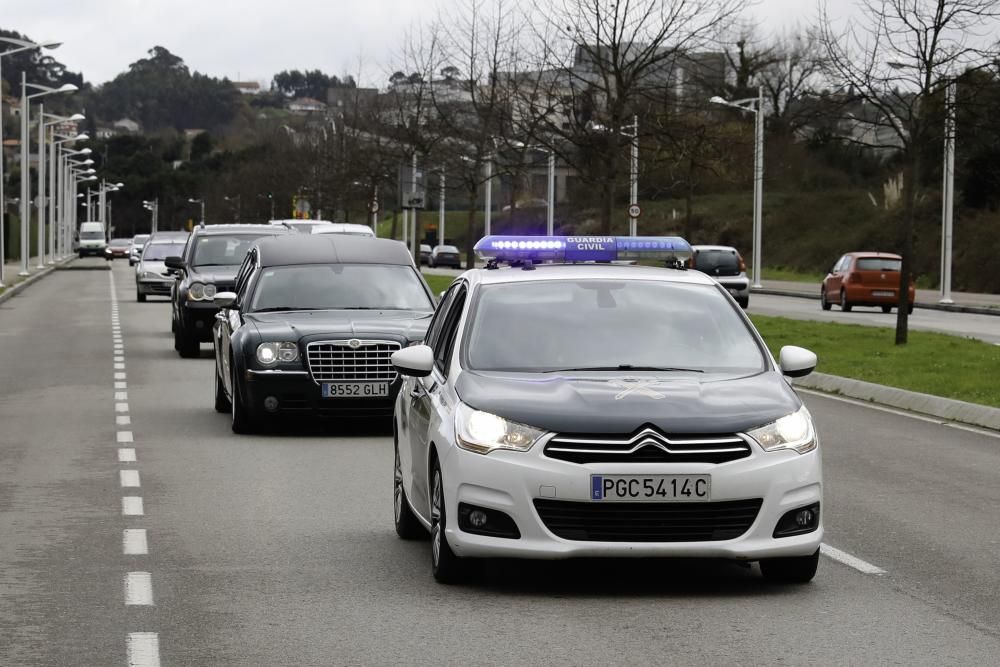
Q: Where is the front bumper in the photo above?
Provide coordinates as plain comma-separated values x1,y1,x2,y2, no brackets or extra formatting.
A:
180,303,221,341
244,369,401,418
137,279,173,296
439,437,822,561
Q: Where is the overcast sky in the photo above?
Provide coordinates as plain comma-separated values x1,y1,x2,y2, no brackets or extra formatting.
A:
6,0,846,86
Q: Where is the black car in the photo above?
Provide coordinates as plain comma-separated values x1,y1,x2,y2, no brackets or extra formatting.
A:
429,244,461,268
166,224,291,358
212,234,435,433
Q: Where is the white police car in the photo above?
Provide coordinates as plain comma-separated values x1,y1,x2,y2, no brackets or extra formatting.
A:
391,236,822,584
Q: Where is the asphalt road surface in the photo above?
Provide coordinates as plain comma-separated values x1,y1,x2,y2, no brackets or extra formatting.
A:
1,260,999,665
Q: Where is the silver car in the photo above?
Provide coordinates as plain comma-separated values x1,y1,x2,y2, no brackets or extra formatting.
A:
689,245,750,308
135,233,190,302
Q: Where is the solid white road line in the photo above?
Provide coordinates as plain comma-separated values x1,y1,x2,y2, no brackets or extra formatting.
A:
118,448,137,463
122,496,144,516
115,392,129,401
117,431,134,443
120,470,141,488
117,415,132,425
127,632,160,667
125,572,154,605
821,543,887,575
123,529,148,555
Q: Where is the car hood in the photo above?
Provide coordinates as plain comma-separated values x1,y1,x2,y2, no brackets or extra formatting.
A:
454,370,801,434
139,260,170,274
245,310,433,343
188,267,240,284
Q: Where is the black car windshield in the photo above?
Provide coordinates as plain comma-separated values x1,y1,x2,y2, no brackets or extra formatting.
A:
249,264,434,312
856,258,901,271
692,250,740,275
465,279,765,374
143,243,187,261
191,234,270,267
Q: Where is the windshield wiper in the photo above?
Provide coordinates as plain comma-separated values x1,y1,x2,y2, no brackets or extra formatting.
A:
542,365,705,373
252,307,320,313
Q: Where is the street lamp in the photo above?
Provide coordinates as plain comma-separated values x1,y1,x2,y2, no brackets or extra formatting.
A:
143,199,160,232
40,122,86,266
510,140,558,235
47,124,88,261
711,86,764,288
0,36,60,285
19,77,78,275
188,198,205,224
587,116,640,236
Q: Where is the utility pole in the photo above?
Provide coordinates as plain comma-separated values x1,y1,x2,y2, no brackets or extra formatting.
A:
439,166,446,245
484,157,492,236
939,80,956,304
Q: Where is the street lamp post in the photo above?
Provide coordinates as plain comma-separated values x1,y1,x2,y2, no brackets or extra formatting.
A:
188,198,205,224
0,36,60,286
439,167,446,246
484,157,492,237
940,80,956,304
44,120,86,263
586,118,640,236
710,86,765,288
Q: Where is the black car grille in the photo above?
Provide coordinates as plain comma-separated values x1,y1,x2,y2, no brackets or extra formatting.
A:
544,429,752,464
533,498,763,542
306,340,401,383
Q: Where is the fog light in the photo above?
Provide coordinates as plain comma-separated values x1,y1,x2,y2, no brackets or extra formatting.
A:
263,396,279,412
458,502,521,539
468,510,488,528
773,502,820,538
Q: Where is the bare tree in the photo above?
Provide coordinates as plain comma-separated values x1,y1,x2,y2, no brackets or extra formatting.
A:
819,0,1000,344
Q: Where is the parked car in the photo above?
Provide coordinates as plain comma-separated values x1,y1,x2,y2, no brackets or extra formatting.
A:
104,238,132,260
77,221,107,257
821,252,915,313
429,244,461,268
212,234,435,433
419,244,432,265
311,223,376,238
270,219,334,234
167,224,292,357
689,245,750,308
135,232,190,302
128,234,150,265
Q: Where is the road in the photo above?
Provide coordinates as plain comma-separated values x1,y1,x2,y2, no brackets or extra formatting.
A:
1,259,999,665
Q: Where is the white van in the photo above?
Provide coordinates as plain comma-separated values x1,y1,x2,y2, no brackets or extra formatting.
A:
78,221,107,257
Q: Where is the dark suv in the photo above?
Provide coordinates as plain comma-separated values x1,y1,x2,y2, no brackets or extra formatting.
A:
166,224,291,357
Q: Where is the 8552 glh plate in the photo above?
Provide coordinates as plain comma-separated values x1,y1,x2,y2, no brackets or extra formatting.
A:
321,382,389,398
591,474,711,502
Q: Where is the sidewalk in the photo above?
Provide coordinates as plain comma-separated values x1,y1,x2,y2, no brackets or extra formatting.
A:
755,279,1000,315
0,255,76,302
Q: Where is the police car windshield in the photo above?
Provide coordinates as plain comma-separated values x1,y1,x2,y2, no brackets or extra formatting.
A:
466,279,765,374
249,264,434,312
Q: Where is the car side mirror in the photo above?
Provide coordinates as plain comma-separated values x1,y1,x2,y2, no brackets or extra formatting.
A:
392,345,434,378
213,291,238,309
164,256,185,270
779,345,817,378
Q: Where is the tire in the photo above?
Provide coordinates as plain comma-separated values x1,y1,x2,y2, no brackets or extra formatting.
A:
174,325,200,358
820,288,831,311
78,251,84,259
908,303,914,314
230,365,258,434
881,305,892,313
760,548,820,584
137,291,147,303
430,459,467,584
214,361,231,413
737,296,749,309
394,436,426,539
840,290,852,312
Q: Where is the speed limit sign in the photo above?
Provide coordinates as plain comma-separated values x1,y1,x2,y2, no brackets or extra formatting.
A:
627,203,642,219
370,200,380,214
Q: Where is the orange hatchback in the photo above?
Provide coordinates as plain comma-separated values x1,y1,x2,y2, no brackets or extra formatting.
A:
821,252,915,313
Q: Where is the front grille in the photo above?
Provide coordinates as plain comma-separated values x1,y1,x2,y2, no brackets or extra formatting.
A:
544,429,752,464
533,498,763,542
306,340,401,384
147,283,172,294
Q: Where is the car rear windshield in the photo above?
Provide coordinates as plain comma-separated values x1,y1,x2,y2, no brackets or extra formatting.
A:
856,258,901,271
143,243,187,261
80,231,104,240
466,279,764,374
249,264,433,312
436,246,459,253
191,234,271,266
692,250,740,276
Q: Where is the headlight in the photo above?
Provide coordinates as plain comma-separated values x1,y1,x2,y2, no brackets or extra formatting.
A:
188,282,205,300
203,283,217,298
455,402,546,455
142,271,165,280
746,406,817,454
256,342,298,366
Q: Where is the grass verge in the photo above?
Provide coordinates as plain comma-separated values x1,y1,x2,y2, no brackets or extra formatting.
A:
751,315,1000,408
422,273,455,295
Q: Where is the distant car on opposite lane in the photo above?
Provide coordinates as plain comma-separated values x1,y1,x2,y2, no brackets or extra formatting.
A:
821,252,914,313
689,245,750,308
430,244,461,268
104,238,132,261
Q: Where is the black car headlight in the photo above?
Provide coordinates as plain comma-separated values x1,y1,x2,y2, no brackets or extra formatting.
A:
187,282,206,300
256,342,299,366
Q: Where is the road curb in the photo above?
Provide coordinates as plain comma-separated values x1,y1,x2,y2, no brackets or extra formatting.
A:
751,287,1000,317
793,371,1000,432
0,256,77,307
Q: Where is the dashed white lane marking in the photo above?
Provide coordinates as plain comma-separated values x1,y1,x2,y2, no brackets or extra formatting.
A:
120,470,141,488
117,431,134,443
116,403,129,413
115,363,126,370
125,572,154,605
115,372,127,380
821,543,887,575
122,496,144,516
115,382,128,390
118,448,137,463
116,391,129,401
123,529,148,555
117,415,132,425
115,356,125,363
127,632,160,667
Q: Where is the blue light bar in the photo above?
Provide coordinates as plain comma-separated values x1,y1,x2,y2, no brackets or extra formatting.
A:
474,235,693,264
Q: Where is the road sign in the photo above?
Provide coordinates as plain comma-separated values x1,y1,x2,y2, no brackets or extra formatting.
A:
628,204,642,219
370,200,380,214
403,192,426,209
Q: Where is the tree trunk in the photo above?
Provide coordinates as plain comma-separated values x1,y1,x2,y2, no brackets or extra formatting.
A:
390,209,398,239
894,157,919,345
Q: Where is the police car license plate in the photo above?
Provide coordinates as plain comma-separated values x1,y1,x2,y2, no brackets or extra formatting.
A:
321,382,389,398
591,475,710,502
